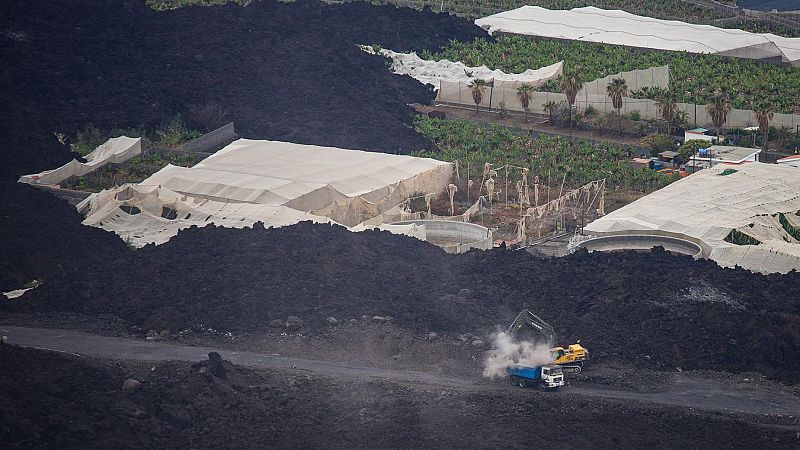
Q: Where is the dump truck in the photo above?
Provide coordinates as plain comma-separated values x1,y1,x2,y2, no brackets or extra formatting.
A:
508,309,589,373
507,364,564,390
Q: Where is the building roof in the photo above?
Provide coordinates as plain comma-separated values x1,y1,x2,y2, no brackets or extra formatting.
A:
585,162,800,274
687,127,710,133
690,145,761,164
475,6,800,65
659,151,680,158
777,154,800,162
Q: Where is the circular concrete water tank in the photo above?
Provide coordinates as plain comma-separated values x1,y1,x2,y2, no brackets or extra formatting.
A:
391,220,492,254
578,234,703,258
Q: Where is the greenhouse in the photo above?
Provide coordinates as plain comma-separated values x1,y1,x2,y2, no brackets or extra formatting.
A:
364,46,563,90
77,139,453,246
585,162,800,274
476,6,800,65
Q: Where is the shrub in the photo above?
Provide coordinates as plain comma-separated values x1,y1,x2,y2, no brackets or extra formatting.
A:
640,133,676,157
156,114,201,147
71,125,105,156
498,102,509,119
625,110,642,121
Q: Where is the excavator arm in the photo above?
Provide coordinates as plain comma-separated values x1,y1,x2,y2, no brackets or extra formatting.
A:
507,309,588,374
507,309,556,345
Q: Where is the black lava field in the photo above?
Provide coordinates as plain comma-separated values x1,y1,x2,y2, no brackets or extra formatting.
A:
4,2,800,448
3,222,800,383
3,0,800,383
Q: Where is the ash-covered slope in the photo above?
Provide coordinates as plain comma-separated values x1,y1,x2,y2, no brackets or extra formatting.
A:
7,222,800,382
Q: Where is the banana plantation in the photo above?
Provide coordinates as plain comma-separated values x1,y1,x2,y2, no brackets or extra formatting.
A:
426,36,800,114
413,115,675,194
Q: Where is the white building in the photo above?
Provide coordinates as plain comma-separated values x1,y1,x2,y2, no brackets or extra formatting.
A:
684,127,715,143
777,154,800,168
687,145,761,172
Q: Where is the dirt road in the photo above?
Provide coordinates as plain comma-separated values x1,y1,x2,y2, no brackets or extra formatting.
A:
3,325,798,418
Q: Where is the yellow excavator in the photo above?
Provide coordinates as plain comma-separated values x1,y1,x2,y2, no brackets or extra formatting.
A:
551,343,589,367
508,309,589,373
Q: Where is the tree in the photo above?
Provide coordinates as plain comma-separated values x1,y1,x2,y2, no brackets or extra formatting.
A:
516,83,535,123
679,139,711,161
559,72,584,138
542,100,558,126
606,78,628,134
674,110,690,132
656,90,679,136
754,103,774,160
706,90,732,139
469,79,487,116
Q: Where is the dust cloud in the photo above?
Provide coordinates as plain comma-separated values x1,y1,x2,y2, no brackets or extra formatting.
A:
482,331,553,379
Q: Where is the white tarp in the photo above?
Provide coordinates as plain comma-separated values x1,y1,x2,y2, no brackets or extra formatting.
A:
363,46,563,90
78,139,452,246
19,136,141,185
585,162,800,274
475,6,800,65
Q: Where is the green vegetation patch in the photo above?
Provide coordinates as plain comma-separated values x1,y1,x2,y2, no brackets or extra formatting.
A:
413,115,674,194
719,168,738,176
146,0,251,10
779,213,800,241
724,229,761,246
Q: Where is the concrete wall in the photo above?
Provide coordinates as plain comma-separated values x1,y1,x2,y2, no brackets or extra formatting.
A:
578,234,704,257
437,84,800,129
391,220,493,254
32,184,91,207
179,122,237,154
579,229,710,258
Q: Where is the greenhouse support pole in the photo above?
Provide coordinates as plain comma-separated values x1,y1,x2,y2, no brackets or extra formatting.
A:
488,79,495,112
466,162,470,204
547,170,551,204
505,165,508,207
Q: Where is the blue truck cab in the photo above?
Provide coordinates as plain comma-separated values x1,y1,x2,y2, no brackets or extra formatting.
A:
506,364,565,390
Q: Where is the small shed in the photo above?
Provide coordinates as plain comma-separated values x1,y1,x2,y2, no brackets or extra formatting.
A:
658,150,680,163
685,127,715,143
630,157,651,170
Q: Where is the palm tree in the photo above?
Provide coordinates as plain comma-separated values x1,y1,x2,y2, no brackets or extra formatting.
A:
606,78,628,134
656,91,679,135
706,90,732,140
516,83,535,123
469,79,487,116
754,103,774,160
542,100,558,126
674,110,689,132
559,72,584,138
